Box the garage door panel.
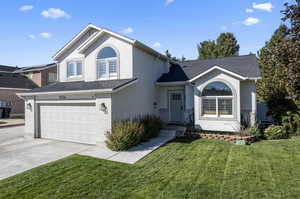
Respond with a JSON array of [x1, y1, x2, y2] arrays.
[[39, 103, 98, 144]]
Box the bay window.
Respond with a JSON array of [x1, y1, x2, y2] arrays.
[[201, 81, 233, 117]]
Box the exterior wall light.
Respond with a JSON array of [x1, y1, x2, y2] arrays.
[[26, 103, 32, 111], [100, 102, 107, 113]]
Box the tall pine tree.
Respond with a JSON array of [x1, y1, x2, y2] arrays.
[[197, 33, 239, 59]]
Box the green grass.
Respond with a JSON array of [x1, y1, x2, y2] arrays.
[[1, 137, 300, 199]]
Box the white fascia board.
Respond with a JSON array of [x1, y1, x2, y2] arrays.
[[134, 41, 170, 61], [52, 24, 102, 60], [0, 87, 31, 91], [78, 29, 135, 54], [189, 66, 247, 82], [17, 88, 113, 97], [36, 100, 96, 104]]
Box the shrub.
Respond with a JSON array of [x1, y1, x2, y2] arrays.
[[239, 124, 261, 137], [139, 115, 163, 141], [105, 121, 144, 151], [282, 111, 300, 136], [264, 125, 288, 140]]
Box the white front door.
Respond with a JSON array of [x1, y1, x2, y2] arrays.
[[39, 103, 98, 144], [169, 91, 184, 123]]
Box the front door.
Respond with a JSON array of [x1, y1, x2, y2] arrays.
[[169, 91, 184, 123]]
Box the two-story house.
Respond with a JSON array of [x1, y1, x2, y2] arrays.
[[18, 24, 260, 145]]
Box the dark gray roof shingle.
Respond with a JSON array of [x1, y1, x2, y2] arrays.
[[157, 63, 189, 82], [14, 63, 56, 73], [181, 55, 260, 79], [0, 72, 38, 89], [25, 78, 137, 93], [0, 65, 19, 72]]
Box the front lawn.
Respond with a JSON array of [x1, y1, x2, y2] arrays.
[[1, 137, 300, 198]]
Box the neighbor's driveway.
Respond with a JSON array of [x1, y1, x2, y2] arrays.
[[0, 126, 91, 180]]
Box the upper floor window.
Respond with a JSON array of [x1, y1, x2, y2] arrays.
[[97, 47, 118, 79], [201, 81, 233, 117], [67, 61, 82, 78]]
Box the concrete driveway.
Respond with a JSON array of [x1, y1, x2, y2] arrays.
[[0, 126, 176, 180], [0, 126, 91, 180]]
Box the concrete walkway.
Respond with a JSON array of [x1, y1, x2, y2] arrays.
[[0, 119, 24, 128], [79, 130, 176, 164], [0, 126, 176, 180]]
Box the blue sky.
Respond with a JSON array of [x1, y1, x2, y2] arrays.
[[0, 0, 291, 66]]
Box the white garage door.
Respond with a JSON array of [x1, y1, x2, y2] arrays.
[[39, 103, 98, 144]]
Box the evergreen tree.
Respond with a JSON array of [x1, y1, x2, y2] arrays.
[[197, 33, 239, 59]]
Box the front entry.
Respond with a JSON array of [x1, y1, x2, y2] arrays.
[[169, 90, 184, 123]]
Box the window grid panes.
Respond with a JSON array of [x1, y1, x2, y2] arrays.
[[96, 47, 118, 79], [201, 81, 233, 117], [203, 98, 217, 115], [67, 61, 82, 77], [218, 98, 233, 115]]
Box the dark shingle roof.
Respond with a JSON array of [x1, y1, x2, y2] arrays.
[[24, 78, 137, 93], [0, 72, 38, 89], [181, 55, 260, 79], [14, 63, 57, 73], [0, 65, 19, 72], [157, 64, 189, 82]]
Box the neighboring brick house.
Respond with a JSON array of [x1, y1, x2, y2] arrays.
[[14, 63, 57, 87], [0, 65, 37, 116]]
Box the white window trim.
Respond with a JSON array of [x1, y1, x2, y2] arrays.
[[67, 61, 83, 79], [96, 57, 118, 80], [201, 96, 234, 118]]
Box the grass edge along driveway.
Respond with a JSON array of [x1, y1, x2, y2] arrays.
[[1, 137, 300, 199]]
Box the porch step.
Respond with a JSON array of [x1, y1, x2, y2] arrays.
[[162, 125, 186, 137]]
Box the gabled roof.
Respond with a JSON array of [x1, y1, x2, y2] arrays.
[[19, 78, 138, 96], [52, 24, 169, 61], [14, 63, 57, 73], [0, 72, 38, 89], [156, 55, 261, 84], [157, 63, 189, 83], [181, 55, 260, 81], [0, 65, 19, 72]]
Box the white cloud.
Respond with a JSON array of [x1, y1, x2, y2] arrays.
[[252, 2, 273, 12], [220, 25, 228, 31], [28, 34, 36, 39], [40, 32, 52, 39], [153, 42, 161, 48], [242, 17, 260, 26], [165, 0, 174, 6], [19, 5, 33, 12], [245, 8, 254, 13], [41, 8, 71, 19], [121, 27, 134, 34]]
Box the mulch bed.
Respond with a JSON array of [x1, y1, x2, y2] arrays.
[[184, 132, 258, 145]]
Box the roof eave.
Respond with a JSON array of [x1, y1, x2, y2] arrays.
[[17, 78, 138, 97], [188, 66, 247, 82]]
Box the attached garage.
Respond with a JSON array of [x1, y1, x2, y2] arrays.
[[18, 78, 137, 145], [39, 103, 99, 144]]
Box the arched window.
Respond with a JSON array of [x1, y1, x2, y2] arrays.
[[96, 47, 118, 79], [201, 81, 233, 117]]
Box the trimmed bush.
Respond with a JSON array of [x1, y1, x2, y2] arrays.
[[140, 115, 163, 141], [264, 125, 288, 140], [105, 121, 144, 151], [282, 111, 300, 136]]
